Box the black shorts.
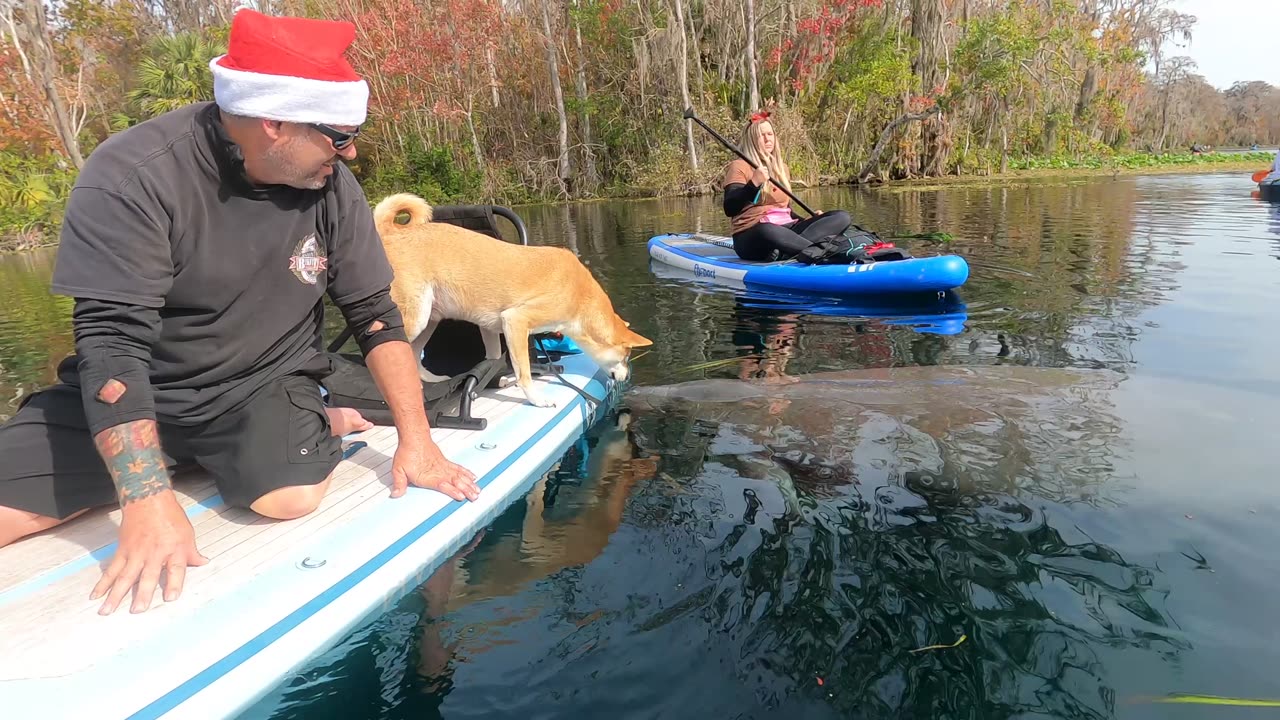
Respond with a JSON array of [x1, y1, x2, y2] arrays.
[[0, 374, 343, 519]]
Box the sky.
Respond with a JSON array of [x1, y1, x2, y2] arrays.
[[1169, 0, 1280, 89]]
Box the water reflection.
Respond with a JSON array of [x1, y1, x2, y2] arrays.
[[1259, 193, 1280, 261], [596, 367, 1179, 719], [285, 366, 1190, 719], [0, 249, 73, 421], [567, 177, 1168, 381]]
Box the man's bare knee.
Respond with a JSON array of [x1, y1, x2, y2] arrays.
[[0, 506, 88, 548], [249, 480, 330, 520]]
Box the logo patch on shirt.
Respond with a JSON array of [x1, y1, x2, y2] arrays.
[[288, 234, 328, 285]]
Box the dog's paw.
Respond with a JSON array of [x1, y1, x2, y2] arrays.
[[522, 388, 557, 408]]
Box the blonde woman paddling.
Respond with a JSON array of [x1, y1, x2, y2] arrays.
[[722, 111, 852, 261]]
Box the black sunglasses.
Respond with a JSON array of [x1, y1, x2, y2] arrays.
[[309, 123, 360, 150]]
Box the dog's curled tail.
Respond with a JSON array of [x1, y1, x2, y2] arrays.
[[373, 193, 434, 232]]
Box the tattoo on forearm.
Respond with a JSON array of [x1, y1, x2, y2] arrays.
[[94, 420, 171, 505]]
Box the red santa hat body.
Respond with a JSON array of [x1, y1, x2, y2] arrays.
[[209, 9, 369, 127]]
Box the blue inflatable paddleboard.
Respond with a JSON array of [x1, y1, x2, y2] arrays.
[[648, 233, 968, 295]]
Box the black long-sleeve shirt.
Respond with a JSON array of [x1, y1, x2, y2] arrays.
[[53, 101, 405, 433]]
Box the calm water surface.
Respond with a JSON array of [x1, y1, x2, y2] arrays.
[[2, 174, 1278, 718]]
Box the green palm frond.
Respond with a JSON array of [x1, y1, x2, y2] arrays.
[[0, 173, 56, 210], [127, 31, 225, 120]]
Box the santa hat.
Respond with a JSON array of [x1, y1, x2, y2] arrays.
[[209, 9, 369, 126]]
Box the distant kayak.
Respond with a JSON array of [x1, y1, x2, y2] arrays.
[[648, 233, 969, 296]]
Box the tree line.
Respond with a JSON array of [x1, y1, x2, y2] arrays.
[[2, 0, 1278, 246]]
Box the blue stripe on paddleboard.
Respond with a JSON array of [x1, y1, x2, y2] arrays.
[[0, 438, 373, 610], [128, 370, 607, 720]]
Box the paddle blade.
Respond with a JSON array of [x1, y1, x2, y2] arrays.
[[683, 107, 696, 120], [1252, 170, 1269, 183]]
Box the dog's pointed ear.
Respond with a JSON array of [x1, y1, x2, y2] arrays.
[[613, 315, 651, 347], [622, 328, 652, 348]]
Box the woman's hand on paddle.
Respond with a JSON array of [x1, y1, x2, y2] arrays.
[[751, 165, 769, 186], [91, 491, 208, 615], [391, 440, 479, 502]]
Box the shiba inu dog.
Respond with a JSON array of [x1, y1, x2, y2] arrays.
[[372, 193, 652, 407]]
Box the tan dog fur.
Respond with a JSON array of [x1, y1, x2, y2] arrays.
[[373, 193, 652, 407]]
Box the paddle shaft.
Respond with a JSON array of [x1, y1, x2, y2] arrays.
[[684, 107, 817, 217]]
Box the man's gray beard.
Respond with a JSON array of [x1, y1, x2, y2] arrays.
[[263, 140, 330, 190]]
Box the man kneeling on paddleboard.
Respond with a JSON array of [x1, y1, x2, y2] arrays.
[[0, 9, 477, 616]]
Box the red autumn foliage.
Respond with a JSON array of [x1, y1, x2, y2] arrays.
[[330, 0, 503, 125], [766, 0, 883, 92], [598, 0, 623, 25], [906, 94, 937, 112], [0, 49, 61, 155]]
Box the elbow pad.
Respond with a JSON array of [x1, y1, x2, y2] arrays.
[[71, 299, 160, 435], [337, 287, 408, 355]]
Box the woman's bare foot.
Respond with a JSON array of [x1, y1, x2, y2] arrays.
[[326, 407, 374, 437]]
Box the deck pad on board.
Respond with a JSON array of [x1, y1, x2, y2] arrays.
[[656, 235, 787, 266]]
